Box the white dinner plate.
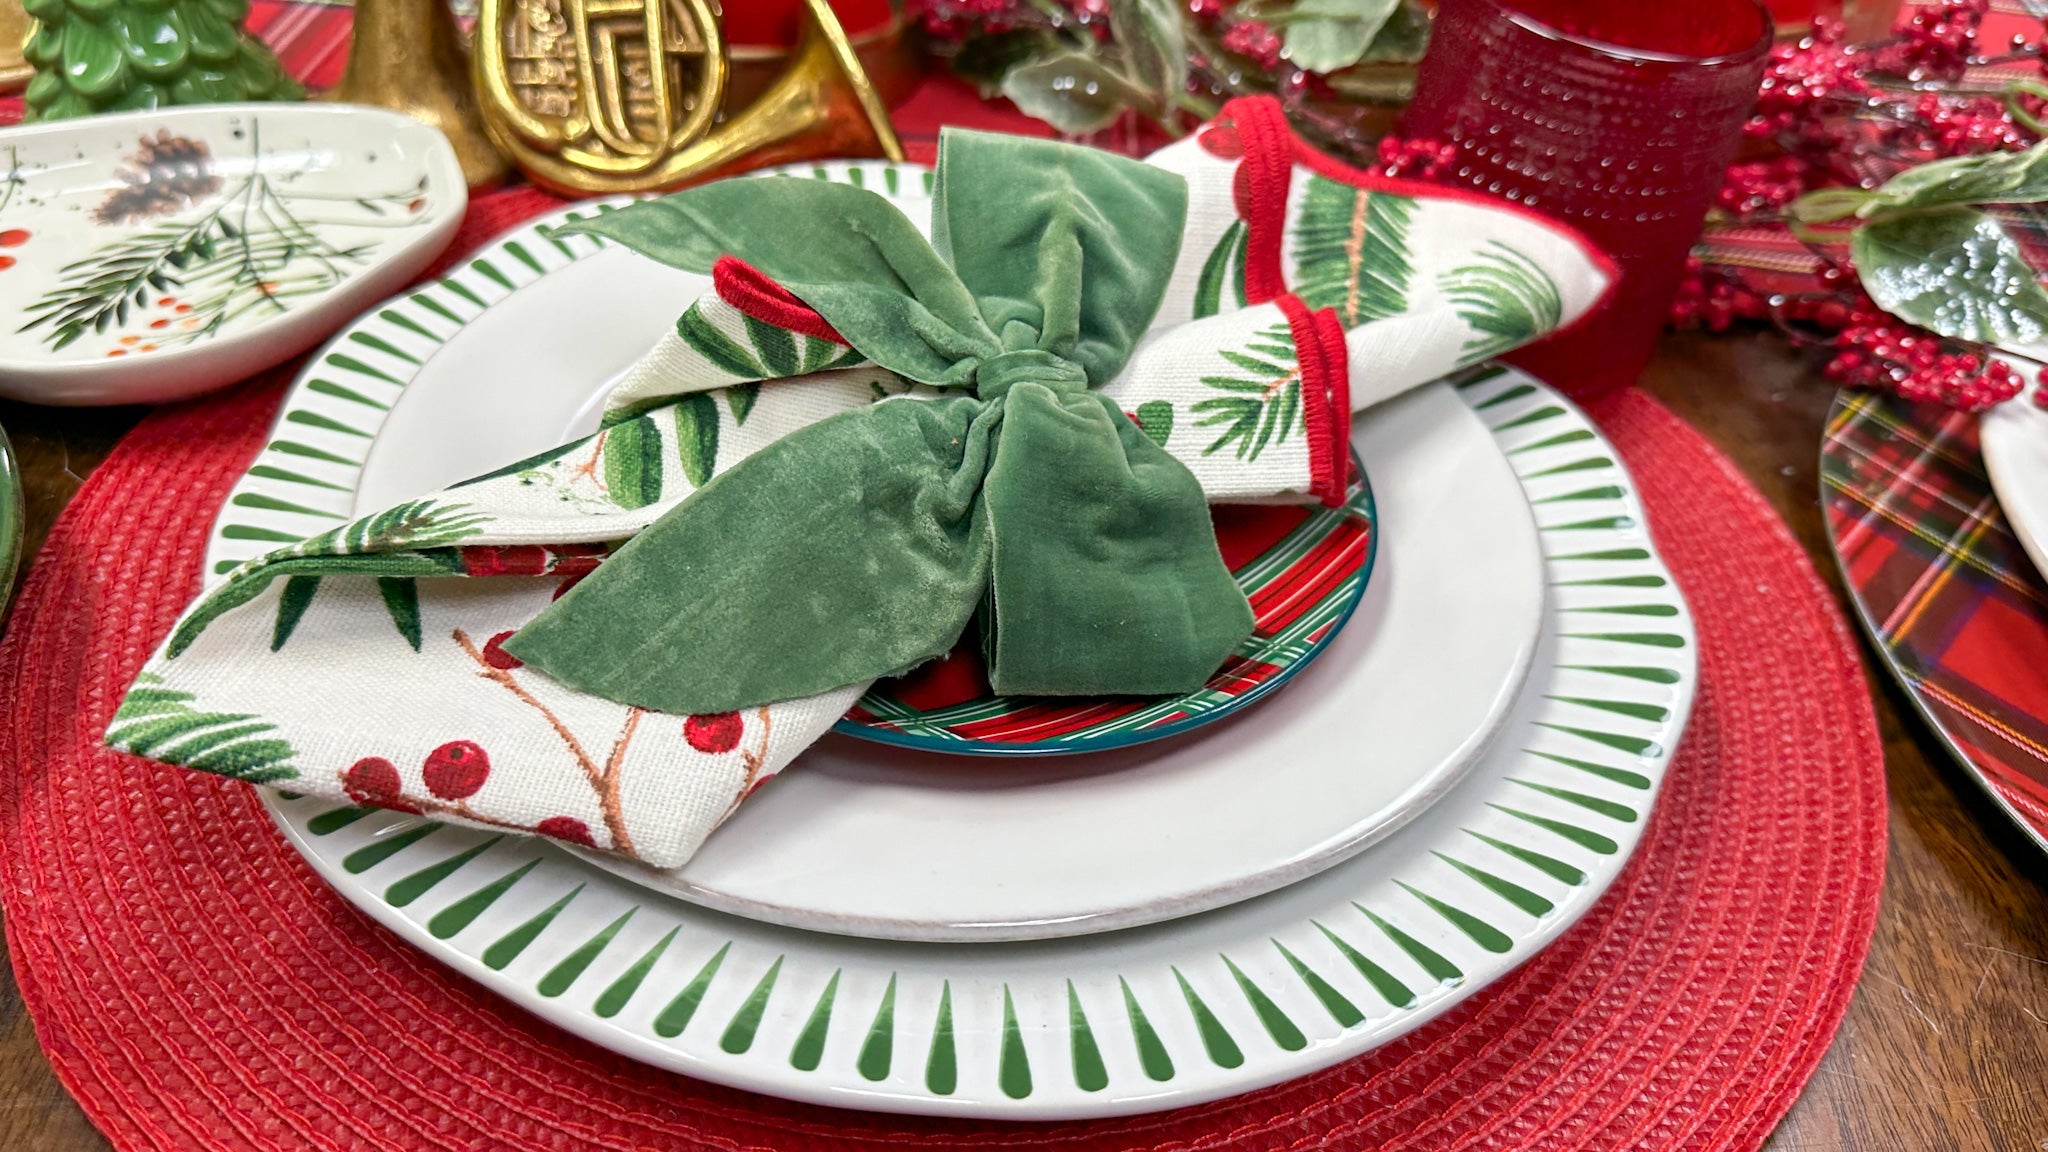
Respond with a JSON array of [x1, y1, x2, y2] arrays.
[[207, 169, 1545, 941], [587, 383, 1536, 940], [1980, 354, 2048, 580]]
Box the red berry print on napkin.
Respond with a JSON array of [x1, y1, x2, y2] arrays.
[[343, 757, 420, 813], [481, 631, 523, 670], [422, 740, 491, 800], [535, 816, 595, 847], [461, 545, 551, 577], [685, 712, 744, 754]]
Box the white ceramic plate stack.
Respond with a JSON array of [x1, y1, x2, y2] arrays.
[[204, 163, 1697, 1119]]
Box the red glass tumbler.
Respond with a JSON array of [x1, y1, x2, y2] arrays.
[[1399, 0, 1771, 399]]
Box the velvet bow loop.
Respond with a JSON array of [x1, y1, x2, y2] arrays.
[[502, 129, 1258, 716]]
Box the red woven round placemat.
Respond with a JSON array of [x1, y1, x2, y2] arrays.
[[0, 189, 1886, 1151]]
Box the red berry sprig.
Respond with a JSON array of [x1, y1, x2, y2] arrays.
[[481, 630, 523, 670], [1890, 0, 1993, 82], [1375, 136, 1455, 181], [909, 0, 1028, 39], [1715, 157, 1810, 218], [1220, 19, 1282, 71], [1901, 92, 2035, 157], [1823, 299, 2024, 413], [343, 742, 496, 814], [1669, 256, 1770, 333], [1749, 18, 1870, 140], [535, 816, 596, 846]]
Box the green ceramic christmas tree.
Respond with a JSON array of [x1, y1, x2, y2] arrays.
[[20, 0, 303, 121]]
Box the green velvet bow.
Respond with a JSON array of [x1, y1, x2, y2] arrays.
[[503, 129, 1257, 714]]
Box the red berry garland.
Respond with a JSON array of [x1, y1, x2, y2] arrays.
[[1824, 305, 2025, 413], [1890, 0, 1992, 82], [1905, 92, 2033, 156], [1375, 136, 1454, 181], [1716, 157, 1810, 217], [1220, 20, 1282, 70]]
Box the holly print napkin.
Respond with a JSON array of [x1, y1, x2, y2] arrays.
[[109, 97, 1614, 870]]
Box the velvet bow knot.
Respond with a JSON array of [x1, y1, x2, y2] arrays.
[[502, 129, 1258, 715]]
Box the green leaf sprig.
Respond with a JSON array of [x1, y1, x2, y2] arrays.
[[1272, 0, 1399, 73], [990, 0, 1429, 137], [1000, 0, 1187, 136], [1788, 141, 2048, 345]]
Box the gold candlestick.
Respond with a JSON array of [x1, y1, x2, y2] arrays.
[[326, 0, 512, 189]]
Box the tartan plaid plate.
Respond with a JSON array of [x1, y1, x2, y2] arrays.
[[1823, 390, 2048, 851]]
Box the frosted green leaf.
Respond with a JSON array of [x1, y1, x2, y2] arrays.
[[1282, 0, 1400, 74], [1851, 206, 2048, 344], [999, 53, 1146, 137], [1109, 0, 1185, 116]]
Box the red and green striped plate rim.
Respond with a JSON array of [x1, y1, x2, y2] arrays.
[[839, 453, 1376, 755]]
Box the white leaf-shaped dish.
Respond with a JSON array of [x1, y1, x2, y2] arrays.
[[0, 103, 466, 406]]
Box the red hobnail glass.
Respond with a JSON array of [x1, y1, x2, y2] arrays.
[[1399, 0, 1771, 399]]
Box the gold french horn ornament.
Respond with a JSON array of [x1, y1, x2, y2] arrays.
[[476, 0, 901, 195]]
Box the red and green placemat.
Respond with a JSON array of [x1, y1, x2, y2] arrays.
[[1823, 390, 2048, 849]]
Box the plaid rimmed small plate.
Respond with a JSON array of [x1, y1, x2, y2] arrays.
[[840, 462, 1374, 756], [1823, 390, 2048, 851]]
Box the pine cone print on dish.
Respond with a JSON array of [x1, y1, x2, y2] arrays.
[[95, 133, 223, 225]]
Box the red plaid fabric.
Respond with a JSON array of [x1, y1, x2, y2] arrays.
[[1824, 390, 2048, 846]]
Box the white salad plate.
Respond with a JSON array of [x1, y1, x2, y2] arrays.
[[593, 384, 1531, 941], [207, 167, 1547, 942], [236, 363, 1694, 1118], [1980, 350, 2048, 580], [0, 103, 466, 406]]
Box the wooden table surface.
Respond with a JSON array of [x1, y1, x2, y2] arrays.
[[1, 330, 2044, 1151]]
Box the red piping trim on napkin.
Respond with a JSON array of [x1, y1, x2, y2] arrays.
[[711, 256, 851, 345], [1314, 303, 1353, 497], [1278, 292, 1347, 507], [1219, 96, 1293, 305]]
